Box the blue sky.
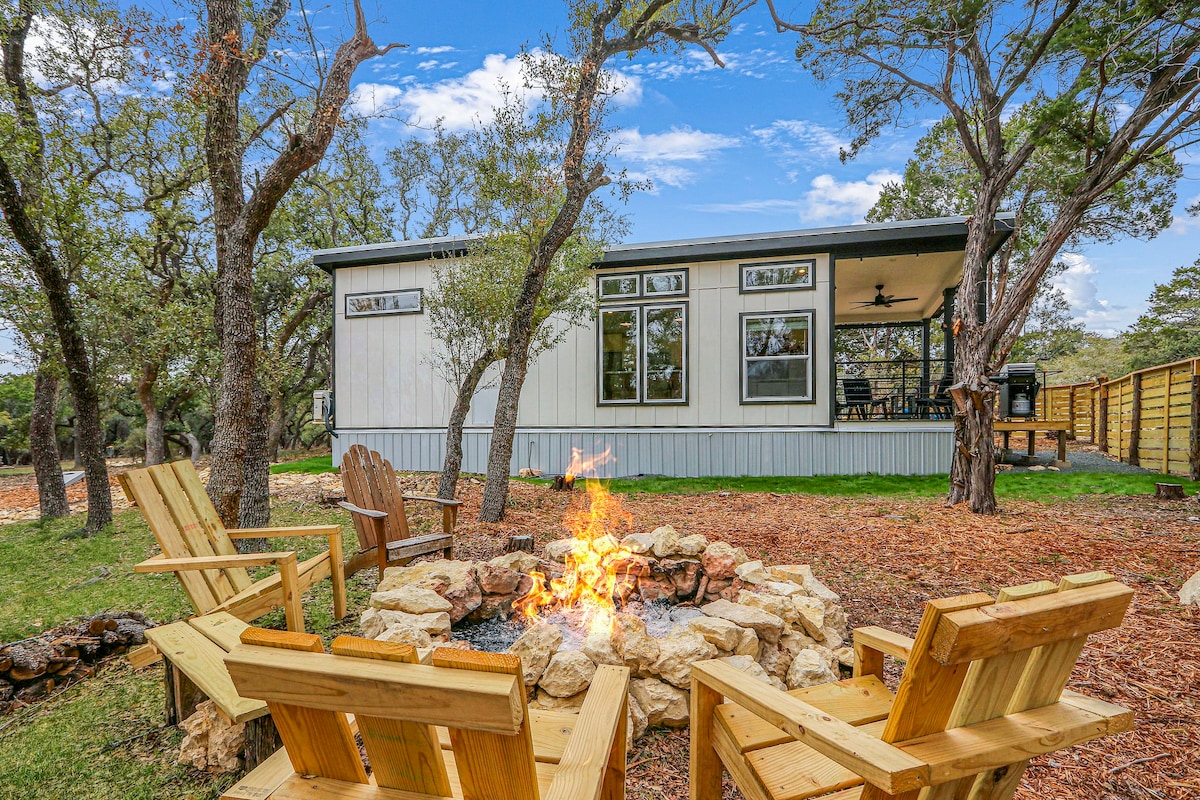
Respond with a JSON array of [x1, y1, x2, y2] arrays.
[[342, 1, 1200, 337], [3, 0, 1197, 371]]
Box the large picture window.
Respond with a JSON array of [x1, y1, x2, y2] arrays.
[[600, 304, 687, 404], [741, 311, 813, 402]]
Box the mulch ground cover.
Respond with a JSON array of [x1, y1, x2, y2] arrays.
[[436, 480, 1200, 800]]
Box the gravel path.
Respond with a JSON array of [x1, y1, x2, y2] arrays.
[[1002, 448, 1158, 474]]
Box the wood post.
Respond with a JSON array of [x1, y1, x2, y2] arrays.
[[689, 680, 724, 800], [1190, 374, 1200, 482], [1098, 382, 1109, 453], [1129, 374, 1142, 467], [1067, 385, 1077, 439]]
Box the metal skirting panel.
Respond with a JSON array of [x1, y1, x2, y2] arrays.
[[333, 427, 953, 477]]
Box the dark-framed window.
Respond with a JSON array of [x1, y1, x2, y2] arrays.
[[599, 302, 687, 404], [740, 259, 815, 293], [741, 311, 813, 403], [345, 288, 423, 317], [598, 268, 688, 301]]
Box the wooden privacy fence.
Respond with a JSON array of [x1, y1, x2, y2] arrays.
[[1038, 357, 1200, 479]]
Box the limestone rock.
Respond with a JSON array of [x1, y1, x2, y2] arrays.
[[651, 631, 718, 688], [477, 563, 521, 595], [370, 586, 452, 615], [627, 692, 649, 741], [803, 575, 841, 608], [540, 650, 597, 698], [734, 627, 761, 659], [468, 594, 515, 622], [1180, 571, 1200, 605], [489, 551, 541, 575], [771, 564, 814, 585], [508, 623, 563, 686], [820, 626, 845, 650], [661, 559, 703, 598], [378, 560, 482, 623], [701, 599, 784, 644], [621, 533, 655, 555], [178, 700, 245, 773], [377, 621, 433, 648], [544, 538, 583, 563], [760, 580, 808, 598], [650, 525, 681, 558], [581, 632, 624, 666], [780, 629, 820, 659], [636, 574, 677, 603], [702, 542, 749, 580], [629, 677, 690, 728], [687, 616, 745, 651], [812, 644, 840, 673], [718, 655, 779, 689], [675, 533, 709, 556], [531, 689, 587, 712], [361, 607, 449, 639], [613, 613, 660, 674], [786, 649, 838, 690], [735, 560, 773, 584], [738, 590, 798, 624], [833, 646, 855, 669], [791, 596, 827, 639], [757, 643, 793, 682]]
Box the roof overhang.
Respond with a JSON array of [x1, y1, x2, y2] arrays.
[[311, 215, 1015, 274]]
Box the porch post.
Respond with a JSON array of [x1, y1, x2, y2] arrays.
[[921, 318, 931, 392], [942, 287, 956, 379]]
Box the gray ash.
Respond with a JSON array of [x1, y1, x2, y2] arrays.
[[453, 615, 528, 652]]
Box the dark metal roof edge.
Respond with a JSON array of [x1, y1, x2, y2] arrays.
[[312, 214, 1017, 272]]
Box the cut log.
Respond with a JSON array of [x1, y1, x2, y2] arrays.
[[506, 535, 535, 554], [2, 641, 53, 682], [1155, 483, 1186, 500]]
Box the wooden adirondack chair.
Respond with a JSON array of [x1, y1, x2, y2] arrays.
[[120, 460, 346, 633], [220, 627, 630, 800], [690, 572, 1135, 800], [339, 444, 460, 578]]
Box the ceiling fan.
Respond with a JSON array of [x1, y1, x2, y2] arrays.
[[852, 284, 919, 308]]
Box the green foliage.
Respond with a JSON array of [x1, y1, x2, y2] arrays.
[[0, 373, 34, 458], [1124, 260, 1200, 370]]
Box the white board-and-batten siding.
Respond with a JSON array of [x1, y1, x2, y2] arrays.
[[331, 255, 954, 476]]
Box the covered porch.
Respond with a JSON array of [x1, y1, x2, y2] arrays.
[[833, 249, 968, 422]]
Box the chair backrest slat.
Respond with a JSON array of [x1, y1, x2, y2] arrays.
[[433, 648, 540, 800], [147, 464, 237, 603], [862, 575, 1133, 800], [340, 448, 376, 551], [370, 448, 412, 542], [330, 636, 452, 795], [340, 444, 413, 552], [122, 467, 220, 614]]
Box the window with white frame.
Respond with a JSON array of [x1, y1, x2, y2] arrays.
[[599, 303, 687, 404], [740, 259, 815, 292], [741, 311, 813, 402], [345, 289, 423, 317]]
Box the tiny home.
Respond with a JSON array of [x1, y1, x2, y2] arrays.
[[316, 215, 1013, 478]]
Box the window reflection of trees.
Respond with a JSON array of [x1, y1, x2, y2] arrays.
[[744, 316, 809, 357], [645, 305, 684, 400], [601, 309, 638, 400]]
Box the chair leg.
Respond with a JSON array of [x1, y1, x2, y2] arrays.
[[328, 531, 346, 621], [689, 680, 724, 800]]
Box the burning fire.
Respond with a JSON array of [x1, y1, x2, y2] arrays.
[[514, 448, 636, 637]]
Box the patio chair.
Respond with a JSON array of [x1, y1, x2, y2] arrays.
[[221, 628, 630, 800], [913, 377, 954, 420], [840, 378, 889, 420], [338, 444, 459, 578], [690, 571, 1134, 800], [120, 460, 346, 633]]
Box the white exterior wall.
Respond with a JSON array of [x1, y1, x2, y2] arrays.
[[333, 254, 832, 431]]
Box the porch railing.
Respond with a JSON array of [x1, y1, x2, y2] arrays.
[[835, 358, 952, 420]]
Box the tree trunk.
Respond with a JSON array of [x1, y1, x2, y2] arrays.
[[238, 382, 271, 532], [266, 392, 286, 463], [136, 364, 166, 466], [30, 360, 68, 520], [185, 431, 202, 464], [438, 352, 494, 500]]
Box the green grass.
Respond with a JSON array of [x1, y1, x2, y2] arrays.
[[595, 471, 1200, 501], [270, 454, 337, 475]]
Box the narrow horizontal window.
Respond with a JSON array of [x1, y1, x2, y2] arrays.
[[741, 259, 815, 292], [345, 289, 422, 317], [598, 275, 640, 300], [598, 269, 688, 301], [642, 270, 687, 297], [742, 312, 813, 402]]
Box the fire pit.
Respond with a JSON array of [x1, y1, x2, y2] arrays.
[[358, 461, 852, 738]]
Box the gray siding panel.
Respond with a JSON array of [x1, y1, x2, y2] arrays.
[[334, 427, 953, 477]]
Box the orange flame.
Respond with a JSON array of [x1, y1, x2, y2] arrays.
[[514, 448, 636, 637]]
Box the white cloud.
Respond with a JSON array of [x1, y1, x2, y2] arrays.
[[414, 45, 456, 55], [616, 127, 740, 189], [688, 198, 809, 214], [800, 170, 901, 223], [1052, 253, 1131, 335], [355, 53, 642, 129], [752, 119, 849, 163]]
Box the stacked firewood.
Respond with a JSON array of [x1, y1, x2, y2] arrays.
[[0, 612, 152, 715]]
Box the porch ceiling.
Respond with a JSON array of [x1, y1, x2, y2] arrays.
[[835, 250, 964, 323]]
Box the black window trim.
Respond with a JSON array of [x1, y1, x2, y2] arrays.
[[739, 258, 817, 294], [598, 301, 689, 406], [597, 267, 690, 301], [739, 309, 816, 405], [344, 288, 424, 318]]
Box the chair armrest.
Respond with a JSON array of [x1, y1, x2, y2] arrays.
[[855, 626, 913, 660], [337, 500, 387, 519], [691, 659, 929, 795], [134, 552, 298, 573], [227, 525, 342, 539], [402, 494, 462, 506], [544, 665, 630, 800]]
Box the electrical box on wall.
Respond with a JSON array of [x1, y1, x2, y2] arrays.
[[312, 390, 332, 424]]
